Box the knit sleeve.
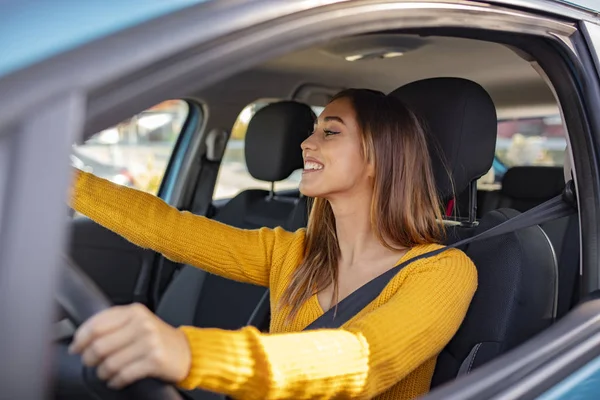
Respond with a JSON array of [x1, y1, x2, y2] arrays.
[[70, 169, 302, 286], [176, 250, 477, 399]]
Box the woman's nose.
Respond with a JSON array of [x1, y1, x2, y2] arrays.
[[301, 131, 317, 152]]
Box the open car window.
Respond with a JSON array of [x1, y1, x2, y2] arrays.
[[71, 100, 189, 195], [477, 114, 567, 190], [496, 114, 566, 168]]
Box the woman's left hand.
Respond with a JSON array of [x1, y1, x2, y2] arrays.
[[69, 303, 192, 389]]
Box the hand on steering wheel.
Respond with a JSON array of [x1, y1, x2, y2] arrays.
[[69, 303, 192, 390], [56, 255, 185, 400]]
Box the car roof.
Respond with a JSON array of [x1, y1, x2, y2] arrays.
[[0, 0, 210, 78], [1, 0, 597, 81]]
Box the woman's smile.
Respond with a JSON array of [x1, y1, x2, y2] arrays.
[[302, 157, 324, 174]]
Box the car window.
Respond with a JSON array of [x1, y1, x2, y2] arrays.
[[72, 99, 189, 195], [213, 101, 323, 200], [496, 115, 566, 167], [477, 114, 567, 190]]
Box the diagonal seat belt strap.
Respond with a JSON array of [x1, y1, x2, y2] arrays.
[[449, 193, 575, 249]]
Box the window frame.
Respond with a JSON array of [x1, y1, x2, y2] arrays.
[[157, 99, 204, 204], [1, 1, 599, 398]]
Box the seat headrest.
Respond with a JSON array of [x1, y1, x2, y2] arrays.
[[390, 78, 497, 199], [502, 166, 565, 200], [245, 101, 315, 182]]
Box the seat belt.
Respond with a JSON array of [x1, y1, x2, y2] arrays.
[[302, 182, 578, 331], [556, 215, 581, 319]]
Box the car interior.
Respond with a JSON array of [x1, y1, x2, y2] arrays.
[[56, 32, 581, 399]]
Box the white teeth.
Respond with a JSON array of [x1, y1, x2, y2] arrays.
[[304, 161, 323, 170]]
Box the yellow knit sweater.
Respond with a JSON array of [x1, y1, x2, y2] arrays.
[[71, 170, 477, 400]]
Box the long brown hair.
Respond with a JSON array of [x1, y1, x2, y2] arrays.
[[279, 89, 445, 320]]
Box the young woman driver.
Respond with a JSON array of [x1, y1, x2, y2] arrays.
[[68, 89, 477, 400]]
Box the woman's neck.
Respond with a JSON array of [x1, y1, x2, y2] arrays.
[[329, 191, 387, 268]]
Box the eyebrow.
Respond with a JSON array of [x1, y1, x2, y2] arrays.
[[323, 116, 346, 125]]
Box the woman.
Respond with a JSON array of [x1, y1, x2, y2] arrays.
[[69, 89, 477, 400]]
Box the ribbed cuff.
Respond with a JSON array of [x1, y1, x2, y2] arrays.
[[176, 326, 266, 397], [175, 325, 370, 399]]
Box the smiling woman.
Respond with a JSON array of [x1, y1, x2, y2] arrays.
[[285, 89, 448, 320], [67, 87, 476, 400]]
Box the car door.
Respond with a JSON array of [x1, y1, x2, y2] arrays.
[[536, 342, 600, 400], [68, 99, 202, 306], [422, 295, 600, 400]]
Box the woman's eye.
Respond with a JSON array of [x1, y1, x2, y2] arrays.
[[324, 129, 340, 136]]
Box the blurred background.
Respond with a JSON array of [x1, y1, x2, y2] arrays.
[[73, 99, 566, 198]]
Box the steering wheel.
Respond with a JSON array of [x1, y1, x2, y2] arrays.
[[55, 255, 184, 400]]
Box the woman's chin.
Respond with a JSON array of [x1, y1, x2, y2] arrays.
[[299, 182, 321, 198]]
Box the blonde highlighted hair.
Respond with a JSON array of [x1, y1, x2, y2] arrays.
[[279, 89, 445, 320]]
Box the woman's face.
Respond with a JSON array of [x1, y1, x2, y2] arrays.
[[299, 97, 374, 199]]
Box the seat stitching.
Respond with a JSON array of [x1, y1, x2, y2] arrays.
[[468, 342, 482, 373]]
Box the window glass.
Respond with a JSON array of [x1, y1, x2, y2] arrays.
[[496, 115, 567, 167], [477, 114, 567, 189], [214, 101, 323, 200], [72, 100, 189, 195]]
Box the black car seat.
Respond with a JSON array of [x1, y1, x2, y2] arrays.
[[156, 101, 314, 330], [480, 166, 579, 319], [211, 101, 314, 229], [480, 166, 565, 215], [390, 78, 558, 386]]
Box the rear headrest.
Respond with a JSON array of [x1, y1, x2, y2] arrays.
[[390, 78, 497, 199], [245, 101, 315, 182], [502, 166, 565, 200]]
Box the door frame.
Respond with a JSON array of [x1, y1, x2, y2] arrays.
[[1, 1, 599, 398]]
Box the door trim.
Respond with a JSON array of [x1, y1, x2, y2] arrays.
[[425, 298, 600, 399]]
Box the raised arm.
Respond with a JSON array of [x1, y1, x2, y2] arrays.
[[70, 169, 303, 286], [176, 250, 478, 399]]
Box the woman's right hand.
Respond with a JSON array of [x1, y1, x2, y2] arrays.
[[69, 303, 192, 389]]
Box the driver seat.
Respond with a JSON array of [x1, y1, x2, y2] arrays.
[[390, 78, 558, 386]]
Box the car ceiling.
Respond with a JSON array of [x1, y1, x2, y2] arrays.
[[194, 34, 558, 132]]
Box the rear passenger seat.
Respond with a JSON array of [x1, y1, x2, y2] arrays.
[[479, 166, 580, 318], [156, 100, 315, 331], [479, 166, 565, 215]]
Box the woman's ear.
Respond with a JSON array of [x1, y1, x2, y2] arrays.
[[366, 161, 376, 179]]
